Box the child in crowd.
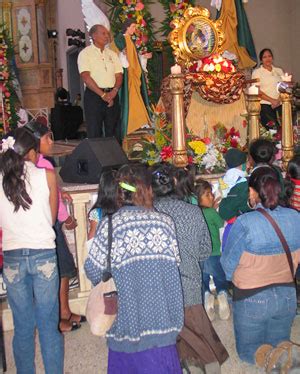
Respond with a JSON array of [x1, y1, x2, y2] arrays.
[[87, 169, 118, 240], [196, 179, 230, 322], [219, 148, 250, 248], [25, 121, 83, 332], [0, 128, 63, 373], [219, 148, 248, 198], [248, 138, 276, 170]]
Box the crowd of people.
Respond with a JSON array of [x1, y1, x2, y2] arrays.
[[1, 124, 300, 373]]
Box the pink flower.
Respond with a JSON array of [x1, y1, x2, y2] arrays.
[[161, 146, 173, 161], [141, 34, 148, 43], [169, 3, 177, 12], [135, 2, 144, 11], [201, 137, 211, 145], [125, 0, 131, 4], [141, 19, 146, 27]]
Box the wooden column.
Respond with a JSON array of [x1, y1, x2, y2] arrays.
[[281, 92, 294, 170], [246, 94, 261, 142], [170, 74, 188, 167]]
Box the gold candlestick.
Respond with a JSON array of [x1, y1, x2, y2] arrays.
[[170, 74, 188, 167], [246, 94, 261, 142], [281, 92, 294, 170]]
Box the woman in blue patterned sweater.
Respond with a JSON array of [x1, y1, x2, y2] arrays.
[[84, 164, 184, 374]]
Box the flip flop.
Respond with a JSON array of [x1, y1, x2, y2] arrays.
[[59, 320, 81, 333], [68, 313, 87, 324]]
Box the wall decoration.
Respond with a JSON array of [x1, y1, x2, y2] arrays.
[[16, 7, 33, 64]]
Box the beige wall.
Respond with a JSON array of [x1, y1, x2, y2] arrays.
[[56, 0, 299, 88]]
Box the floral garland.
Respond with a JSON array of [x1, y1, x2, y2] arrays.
[[158, 0, 195, 68], [0, 27, 18, 137], [189, 54, 236, 74], [140, 106, 244, 174], [159, 0, 195, 38], [105, 0, 155, 55]]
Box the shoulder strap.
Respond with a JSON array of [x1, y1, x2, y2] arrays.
[[102, 214, 113, 282], [256, 208, 295, 281]]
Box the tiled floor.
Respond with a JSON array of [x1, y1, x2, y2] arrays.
[[3, 315, 300, 373]]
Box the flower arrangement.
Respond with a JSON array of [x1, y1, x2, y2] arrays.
[[259, 124, 278, 142], [0, 27, 18, 137], [140, 107, 236, 173], [189, 54, 236, 74]]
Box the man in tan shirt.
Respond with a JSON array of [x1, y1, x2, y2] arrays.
[[78, 25, 123, 139]]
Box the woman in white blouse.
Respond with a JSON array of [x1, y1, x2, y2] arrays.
[[252, 48, 284, 130]]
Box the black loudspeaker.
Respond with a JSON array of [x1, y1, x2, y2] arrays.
[[59, 137, 128, 184]]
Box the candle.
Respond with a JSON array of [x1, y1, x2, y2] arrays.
[[281, 72, 292, 82], [170, 64, 182, 75], [248, 84, 259, 95]]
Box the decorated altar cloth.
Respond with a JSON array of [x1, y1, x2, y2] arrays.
[[186, 91, 247, 144]]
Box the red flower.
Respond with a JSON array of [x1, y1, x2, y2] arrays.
[[242, 120, 247, 128], [230, 138, 238, 148], [161, 145, 173, 161], [266, 121, 275, 128], [229, 127, 236, 136], [188, 155, 194, 165]]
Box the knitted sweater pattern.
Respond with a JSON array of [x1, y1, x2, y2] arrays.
[[154, 197, 212, 306], [84, 206, 184, 353]]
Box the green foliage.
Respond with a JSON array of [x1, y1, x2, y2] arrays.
[[0, 25, 19, 137]]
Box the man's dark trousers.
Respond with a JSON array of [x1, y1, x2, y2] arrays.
[[84, 87, 120, 140]]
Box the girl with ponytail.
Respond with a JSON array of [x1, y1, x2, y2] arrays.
[[221, 166, 300, 369], [0, 128, 63, 373]]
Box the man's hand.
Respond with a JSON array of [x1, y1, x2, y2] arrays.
[[271, 98, 281, 109]]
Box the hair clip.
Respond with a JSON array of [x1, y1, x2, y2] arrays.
[[0, 136, 15, 153], [119, 182, 136, 192]]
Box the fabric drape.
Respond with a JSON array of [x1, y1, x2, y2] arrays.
[[218, 0, 256, 69], [114, 34, 150, 139]]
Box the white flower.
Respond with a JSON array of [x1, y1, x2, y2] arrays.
[[209, 63, 215, 72], [1, 136, 15, 153], [124, 229, 145, 254], [146, 228, 168, 253]]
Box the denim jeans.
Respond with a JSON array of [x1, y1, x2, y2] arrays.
[[233, 286, 296, 364], [3, 249, 64, 374], [202, 256, 228, 294]]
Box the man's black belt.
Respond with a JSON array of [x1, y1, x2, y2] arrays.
[[101, 88, 113, 93]]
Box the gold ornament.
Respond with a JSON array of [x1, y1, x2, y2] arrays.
[[169, 7, 225, 68]]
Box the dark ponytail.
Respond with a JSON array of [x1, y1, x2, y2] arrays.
[[249, 166, 281, 210], [0, 128, 38, 211]]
